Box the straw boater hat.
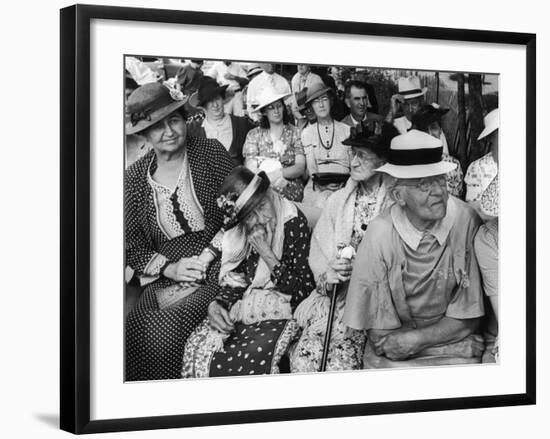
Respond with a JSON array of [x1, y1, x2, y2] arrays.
[[125, 81, 188, 135], [478, 108, 499, 140], [217, 168, 271, 230], [188, 78, 229, 109], [376, 129, 456, 179], [253, 87, 291, 113], [398, 76, 428, 100]]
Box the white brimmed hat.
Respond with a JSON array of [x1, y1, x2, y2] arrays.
[[253, 87, 290, 113], [477, 108, 499, 140], [398, 76, 428, 100], [376, 130, 457, 179]]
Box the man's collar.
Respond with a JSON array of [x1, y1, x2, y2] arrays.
[[391, 197, 456, 250], [350, 113, 366, 125]]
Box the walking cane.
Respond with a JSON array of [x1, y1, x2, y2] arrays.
[[319, 244, 355, 372], [320, 282, 339, 372]]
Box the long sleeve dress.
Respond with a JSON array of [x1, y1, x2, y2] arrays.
[[182, 208, 315, 377], [125, 137, 233, 381]]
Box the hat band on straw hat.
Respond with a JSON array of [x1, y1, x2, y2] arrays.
[[388, 146, 443, 166], [400, 88, 424, 97]]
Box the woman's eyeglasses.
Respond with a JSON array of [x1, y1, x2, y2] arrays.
[[396, 175, 447, 193]]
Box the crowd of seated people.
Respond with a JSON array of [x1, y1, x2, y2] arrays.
[[124, 58, 499, 380]]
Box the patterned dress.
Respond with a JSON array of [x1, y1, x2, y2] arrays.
[[125, 137, 234, 381], [289, 182, 386, 372], [243, 125, 305, 201], [443, 153, 464, 199], [182, 211, 315, 377], [464, 152, 498, 202]]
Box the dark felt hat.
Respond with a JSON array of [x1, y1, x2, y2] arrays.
[[188, 78, 229, 109], [411, 103, 450, 131]]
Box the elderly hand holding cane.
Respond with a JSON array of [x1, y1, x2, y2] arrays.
[[320, 244, 356, 371]]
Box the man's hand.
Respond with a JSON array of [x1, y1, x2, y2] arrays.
[[373, 330, 420, 360], [208, 301, 234, 334], [163, 256, 206, 283]]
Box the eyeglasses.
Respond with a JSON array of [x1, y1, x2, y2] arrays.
[[312, 95, 330, 105], [396, 175, 447, 193]]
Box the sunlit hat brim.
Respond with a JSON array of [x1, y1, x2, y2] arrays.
[[376, 161, 457, 179], [253, 92, 291, 113]]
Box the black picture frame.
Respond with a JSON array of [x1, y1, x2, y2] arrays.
[[60, 3, 536, 434]]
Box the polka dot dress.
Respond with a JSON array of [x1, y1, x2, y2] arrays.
[[182, 211, 315, 377], [125, 136, 234, 381]]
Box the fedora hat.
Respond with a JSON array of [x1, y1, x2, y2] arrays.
[[252, 86, 291, 113], [125, 81, 188, 135], [188, 78, 229, 109], [411, 103, 449, 130], [376, 129, 456, 179], [477, 108, 499, 140], [398, 76, 428, 100], [303, 82, 332, 105]]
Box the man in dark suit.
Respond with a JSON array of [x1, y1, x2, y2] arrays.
[[341, 80, 382, 135]]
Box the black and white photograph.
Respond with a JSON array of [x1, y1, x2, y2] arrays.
[[124, 57, 500, 381]]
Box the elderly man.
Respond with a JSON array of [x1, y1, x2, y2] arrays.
[[385, 76, 450, 154], [343, 129, 485, 368]]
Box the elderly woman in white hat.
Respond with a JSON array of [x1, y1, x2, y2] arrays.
[[343, 129, 486, 368], [124, 81, 234, 381], [300, 82, 352, 208], [465, 108, 499, 218], [243, 87, 306, 201]]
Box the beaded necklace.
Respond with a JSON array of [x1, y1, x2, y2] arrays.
[[316, 120, 335, 156]]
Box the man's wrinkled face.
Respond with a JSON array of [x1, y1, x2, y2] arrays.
[[395, 174, 449, 224]]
